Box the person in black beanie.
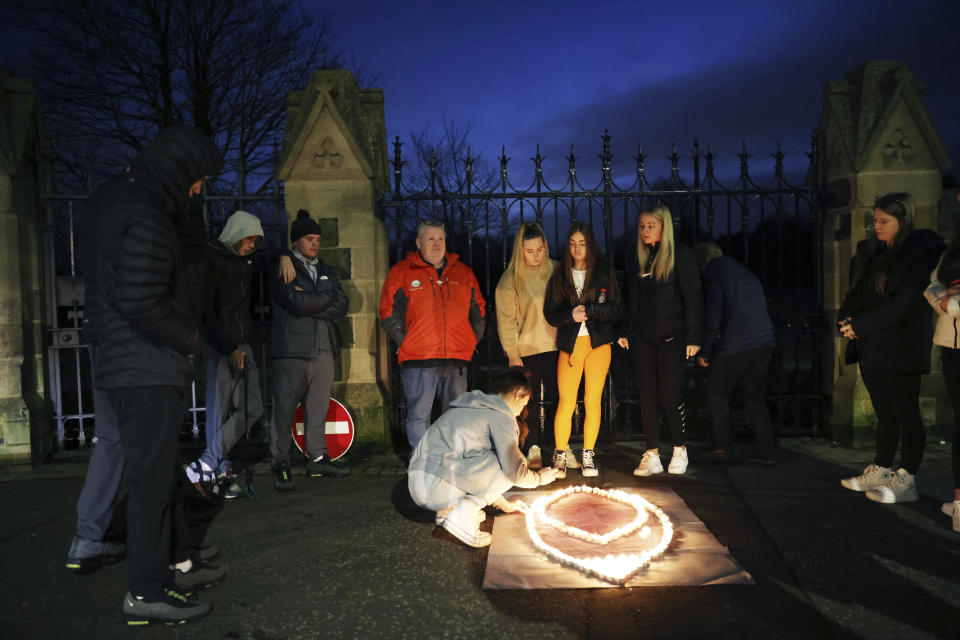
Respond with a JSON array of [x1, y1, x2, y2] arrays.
[[268, 210, 350, 490]]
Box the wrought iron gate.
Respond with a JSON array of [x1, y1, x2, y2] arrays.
[[380, 132, 824, 441]]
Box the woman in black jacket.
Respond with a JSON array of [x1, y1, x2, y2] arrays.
[[839, 192, 944, 503], [544, 222, 621, 478], [619, 205, 703, 477]]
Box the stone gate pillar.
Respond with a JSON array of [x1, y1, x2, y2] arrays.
[[818, 61, 952, 446], [276, 70, 391, 452], [0, 69, 48, 463]]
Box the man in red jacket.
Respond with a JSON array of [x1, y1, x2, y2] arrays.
[[379, 221, 486, 451]]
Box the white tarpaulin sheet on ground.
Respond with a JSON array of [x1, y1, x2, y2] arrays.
[[482, 486, 753, 589]]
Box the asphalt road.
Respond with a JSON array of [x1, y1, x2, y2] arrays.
[[0, 439, 957, 639]]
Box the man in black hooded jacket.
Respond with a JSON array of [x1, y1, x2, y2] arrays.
[[79, 124, 222, 625]]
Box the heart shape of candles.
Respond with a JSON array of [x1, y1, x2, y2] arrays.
[[523, 486, 674, 585]]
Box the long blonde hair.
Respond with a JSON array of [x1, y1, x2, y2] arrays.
[[637, 205, 676, 281], [506, 222, 552, 293]]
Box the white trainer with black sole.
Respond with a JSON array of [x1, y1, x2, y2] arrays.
[[552, 449, 567, 479], [581, 449, 598, 477]]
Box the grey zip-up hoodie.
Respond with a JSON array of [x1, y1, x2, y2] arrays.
[[408, 390, 542, 497]]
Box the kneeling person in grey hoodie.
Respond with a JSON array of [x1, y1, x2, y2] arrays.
[[407, 368, 559, 548]]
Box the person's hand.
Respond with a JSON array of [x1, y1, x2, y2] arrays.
[[572, 305, 587, 323], [230, 348, 245, 371], [617, 337, 629, 350], [697, 356, 709, 368], [686, 345, 700, 358], [278, 255, 296, 284], [840, 323, 857, 340], [508, 356, 523, 368], [293, 285, 303, 291], [537, 466, 560, 485]]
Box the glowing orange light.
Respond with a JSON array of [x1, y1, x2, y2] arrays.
[[523, 485, 673, 585]]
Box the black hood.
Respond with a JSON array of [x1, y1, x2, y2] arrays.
[[129, 124, 223, 213]]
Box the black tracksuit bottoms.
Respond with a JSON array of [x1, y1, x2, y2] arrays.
[[107, 385, 189, 597], [629, 336, 686, 449], [520, 350, 559, 455], [939, 347, 960, 487], [707, 346, 775, 456], [859, 364, 925, 475]]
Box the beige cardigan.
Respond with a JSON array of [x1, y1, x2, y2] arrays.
[[924, 262, 960, 350], [495, 259, 558, 359]]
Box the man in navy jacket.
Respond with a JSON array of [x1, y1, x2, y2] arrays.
[[694, 243, 776, 462]]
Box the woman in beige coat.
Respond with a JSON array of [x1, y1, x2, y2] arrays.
[[495, 223, 560, 469]]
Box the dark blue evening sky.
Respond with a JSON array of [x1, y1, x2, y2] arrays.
[[1, 1, 956, 186], [319, 0, 960, 185]]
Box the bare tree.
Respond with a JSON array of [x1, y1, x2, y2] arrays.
[[16, 0, 345, 194], [387, 117, 498, 259]]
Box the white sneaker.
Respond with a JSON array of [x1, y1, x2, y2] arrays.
[[865, 468, 919, 504], [552, 449, 567, 479], [840, 464, 894, 492], [441, 497, 491, 548], [633, 450, 663, 476], [565, 446, 581, 469], [667, 446, 688, 475], [581, 450, 598, 478], [434, 505, 454, 526], [527, 445, 543, 470]]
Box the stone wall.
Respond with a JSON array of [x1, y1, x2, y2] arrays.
[[277, 70, 391, 452], [0, 69, 49, 463]]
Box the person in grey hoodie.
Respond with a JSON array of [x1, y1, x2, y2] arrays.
[[185, 210, 266, 498], [407, 368, 559, 548]]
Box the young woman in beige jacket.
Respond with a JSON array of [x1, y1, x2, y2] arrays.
[[924, 227, 960, 533], [495, 223, 559, 469]]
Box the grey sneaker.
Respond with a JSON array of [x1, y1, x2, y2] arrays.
[[65, 535, 125, 574], [306, 454, 351, 478], [841, 464, 894, 492], [172, 559, 226, 593], [865, 468, 919, 504], [581, 450, 598, 477], [552, 449, 567, 479], [122, 588, 209, 626]]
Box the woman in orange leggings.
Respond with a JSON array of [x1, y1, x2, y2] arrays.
[[543, 222, 621, 478]]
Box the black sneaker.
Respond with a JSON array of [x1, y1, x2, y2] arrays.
[[306, 454, 351, 478], [65, 535, 125, 574], [172, 559, 226, 593], [121, 588, 209, 626], [273, 460, 295, 491]]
